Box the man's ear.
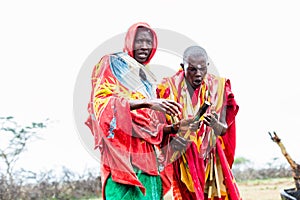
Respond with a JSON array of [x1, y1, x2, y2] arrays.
[[180, 63, 184, 70]]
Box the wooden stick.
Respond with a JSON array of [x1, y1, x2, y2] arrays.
[[269, 131, 300, 190]]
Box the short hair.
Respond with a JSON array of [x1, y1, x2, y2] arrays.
[[183, 45, 208, 64]]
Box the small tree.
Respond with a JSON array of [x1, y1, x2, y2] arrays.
[[0, 116, 47, 184], [234, 157, 250, 166]]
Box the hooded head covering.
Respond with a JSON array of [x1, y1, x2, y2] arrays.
[[123, 22, 158, 65]]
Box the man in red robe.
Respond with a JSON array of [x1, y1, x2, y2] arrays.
[[85, 22, 187, 200], [157, 45, 242, 200]]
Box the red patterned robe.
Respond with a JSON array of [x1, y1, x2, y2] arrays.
[[157, 69, 242, 200], [85, 22, 167, 199]]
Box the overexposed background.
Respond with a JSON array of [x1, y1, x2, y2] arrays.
[[1, 0, 300, 174]]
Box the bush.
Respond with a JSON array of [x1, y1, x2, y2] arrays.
[[0, 167, 101, 200]]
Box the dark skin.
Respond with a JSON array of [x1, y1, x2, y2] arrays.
[[129, 99, 182, 118], [184, 55, 207, 90], [170, 54, 230, 152], [168, 118, 194, 151], [184, 54, 228, 136], [129, 27, 192, 134], [133, 27, 153, 64]]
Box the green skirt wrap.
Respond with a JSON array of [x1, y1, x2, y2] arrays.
[[105, 169, 163, 200]]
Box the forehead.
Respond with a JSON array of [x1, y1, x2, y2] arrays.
[[135, 28, 153, 39], [187, 54, 207, 64]]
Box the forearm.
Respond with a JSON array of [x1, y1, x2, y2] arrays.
[[129, 99, 150, 110], [216, 105, 228, 135], [163, 125, 172, 134], [213, 122, 228, 136], [163, 123, 180, 135]]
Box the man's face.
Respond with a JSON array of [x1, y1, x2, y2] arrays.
[[133, 28, 153, 64], [185, 55, 208, 89]]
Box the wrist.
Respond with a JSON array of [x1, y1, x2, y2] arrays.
[[213, 123, 227, 136], [163, 123, 179, 135], [171, 124, 177, 133], [171, 123, 180, 133], [129, 99, 150, 110], [142, 99, 151, 108]]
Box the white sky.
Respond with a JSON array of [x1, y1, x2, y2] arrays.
[[1, 0, 300, 174]]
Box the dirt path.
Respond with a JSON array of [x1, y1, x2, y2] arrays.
[[95, 177, 296, 200], [162, 177, 296, 200], [238, 177, 295, 200]]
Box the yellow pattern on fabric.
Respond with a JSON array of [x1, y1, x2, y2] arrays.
[[94, 59, 103, 77], [170, 78, 179, 102], [158, 73, 232, 196], [178, 79, 211, 193], [157, 84, 168, 99], [97, 80, 115, 97], [93, 74, 145, 119], [205, 161, 210, 182], [205, 155, 229, 200], [218, 136, 225, 150], [93, 78, 118, 119], [180, 155, 195, 192], [201, 76, 231, 200], [194, 81, 209, 152], [131, 91, 145, 100], [214, 77, 226, 112], [205, 144, 233, 200]]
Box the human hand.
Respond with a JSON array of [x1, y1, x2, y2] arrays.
[[148, 99, 182, 117], [171, 135, 191, 151], [203, 111, 227, 135], [189, 120, 201, 132], [171, 118, 194, 133], [203, 111, 218, 128]]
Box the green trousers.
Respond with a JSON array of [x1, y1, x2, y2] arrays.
[[105, 169, 163, 200]]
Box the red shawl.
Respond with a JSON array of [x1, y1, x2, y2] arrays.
[[85, 22, 165, 197]]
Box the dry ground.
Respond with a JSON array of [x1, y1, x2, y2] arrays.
[[94, 177, 295, 200], [163, 177, 295, 200], [236, 177, 295, 200]]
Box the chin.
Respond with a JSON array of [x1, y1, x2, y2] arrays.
[[137, 58, 148, 63], [193, 84, 201, 89]]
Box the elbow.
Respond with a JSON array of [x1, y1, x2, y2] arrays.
[[220, 126, 228, 136]]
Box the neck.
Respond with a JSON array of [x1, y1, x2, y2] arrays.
[[185, 79, 197, 94]]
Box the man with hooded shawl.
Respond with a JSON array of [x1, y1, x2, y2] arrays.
[[85, 22, 185, 200], [157, 46, 242, 200]]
